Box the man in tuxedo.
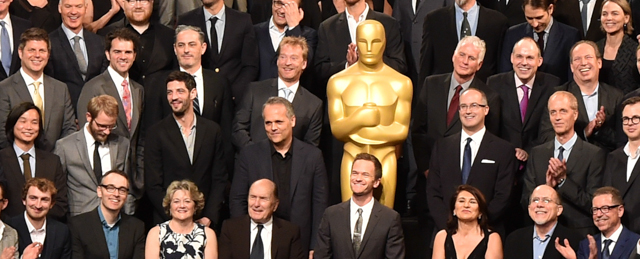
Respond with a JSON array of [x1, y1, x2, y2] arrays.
[[427, 88, 517, 233], [54, 95, 132, 216], [233, 36, 322, 150], [505, 185, 583, 259], [220, 179, 306, 259], [68, 170, 145, 259], [523, 91, 606, 236], [0, 28, 77, 152], [145, 71, 227, 229], [46, 0, 107, 110], [7, 178, 71, 259], [419, 0, 508, 84], [177, 0, 259, 101], [498, 0, 580, 83], [0, 103, 67, 221], [603, 96, 640, 234], [553, 0, 605, 41], [229, 97, 328, 254], [555, 187, 640, 259], [0, 0, 31, 81], [254, 0, 317, 81], [314, 153, 405, 258], [539, 41, 624, 152]]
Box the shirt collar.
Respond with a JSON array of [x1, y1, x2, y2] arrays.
[[83, 122, 103, 145], [13, 142, 35, 159], [97, 206, 121, 228], [270, 138, 293, 157], [19, 68, 44, 86], [350, 196, 375, 214], [24, 211, 46, 234], [107, 66, 128, 87], [60, 23, 84, 41], [204, 6, 226, 22], [624, 142, 640, 159], [603, 224, 624, 240], [450, 74, 474, 90], [345, 3, 370, 22], [581, 83, 600, 97], [554, 131, 578, 151], [454, 2, 479, 15], [461, 126, 486, 145], [269, 16, 288, 33], [544, 17, 554, 34], [174, 115, 197, 131], [179, 66, 203, 78], [250, 216, 273, 231], [0, 14, 11, 25], [533, 221, 558, 241], [277, 77, 299, 94], [514, 73, 535, 90]]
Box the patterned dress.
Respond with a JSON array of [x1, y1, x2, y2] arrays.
[[159, 221, 207, 259]]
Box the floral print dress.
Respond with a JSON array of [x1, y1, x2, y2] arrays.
[[159, 221, 207, 259]]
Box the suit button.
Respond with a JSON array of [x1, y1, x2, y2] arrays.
[[215, 68, 220, 72], [142, 75, 146, 79]]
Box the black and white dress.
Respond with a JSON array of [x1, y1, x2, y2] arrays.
[[159, 221, 207, 259]]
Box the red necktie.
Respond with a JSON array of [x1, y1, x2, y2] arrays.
[[122, 79, 131, 130], [447, 85, 462, 125]]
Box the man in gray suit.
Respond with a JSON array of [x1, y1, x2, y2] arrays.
[[0, 182, 19, 259], [0, 28, 77, 152], [54, 95, 132, 216]]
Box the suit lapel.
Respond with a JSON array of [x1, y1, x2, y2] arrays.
[[165, 118, 194, 169], [504, 73, 523, 125], [88, 210, 111, 257], [192, 118, 204, 165], [271, 218, 282, 258], [569, 82, 589, 137], [525, 73, 546, 125], [336, 13, 352, 46], [289, 139, 302, 203], [613, 151, 632, 196], [130, 82, 142, 135], [358, 201, 381, 259], [57, 27, 82, 76], [468, 132, 492, 182], [565, 138, 582, 173], [611, 228, 630, 258], [2, 149, 25, 187], [42, 76, 55, 131], [75, 130, 99, 185], [218, 7, 234, 63], [202, 71, 218, 118], [342, 202, 356, 259], [107, 136, 119, 169], [545, 23, 562, 58], [101, 72, 130, 136]]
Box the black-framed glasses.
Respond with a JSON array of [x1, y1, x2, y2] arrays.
[[93, 120, 117, 131], [622, 116, 640, 126], [591, 205, 621, 215], [100, 184, 129, 195], [459, 103, 487, 111]]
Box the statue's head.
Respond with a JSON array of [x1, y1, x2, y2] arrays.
[[356, 20, 386, 66]]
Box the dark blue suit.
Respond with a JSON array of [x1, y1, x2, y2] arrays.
[[577, 227, 640, 259], [7, 215, 72, 259]]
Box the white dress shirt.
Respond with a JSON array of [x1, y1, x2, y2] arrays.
[[181, 66, 204, 114], [20, 68, 45, 107], [24, 212, 46, 244], [84, 122, 112, 174], [460, 127, 486, 169], [350, 197, 374, 242], [601, 224, 623, 254], [345, 3, 370, 44], [250, 217, 273, 259], [624, 142, 640, 182], [277, 77, 299, 103]]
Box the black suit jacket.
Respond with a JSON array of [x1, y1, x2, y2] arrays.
[[478, 0, 525, 26], [427, 131, 517, 230], [597, 35, 640, 95], [522, 137, 606, 229], [144, 115, 227, 229], [604, 148, 640, 234], [232, 78, 323, 150], [9, 0, 60, 33], [219, 215, 306, 259], [504, 223, 583, 259], [68, 208, 145, 259], [487, 71, 559, 152], [0, 15, 30, 81], [229, 138, 329, 250], [178, 7, 259, 100], [0, 147, 67, 221], [419, 4, 508, 84], [7, 215, 71, 259], [553, 0, 605, 42], [45, 27, 108, 110], [313, 199, 405, 259], [499, 21, 580, 83], [412, 73, 501, 172]]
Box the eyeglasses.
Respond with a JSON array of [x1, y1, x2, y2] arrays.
[[622, 116, 640, 126], [272, 0, 285, 7], [100, 184, 129, 195], [591, 205, 621, 215], [459, 103, 487, 111], [93, 120, 117, 131], [530, 197, 558, 205], [125, 0, 150, 5]]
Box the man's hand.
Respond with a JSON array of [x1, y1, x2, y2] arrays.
[[0, 246, 15, 259], [587, 235, 597, 259], [515, 148, 528, 162], [555, 237, 577, 259], [585, 106, 606, 137], [110, 0, 122, 13], [22, 243, 43, 259], [346, 43, 358, 67], [309, 250, 314, 259], [546, 168, 558, 187], [548, 157, 567, 180], [196, 217, 211, 227], [424, 169, 429, 178], [283, 0, 304, 28]]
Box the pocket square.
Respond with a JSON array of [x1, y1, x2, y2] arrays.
[[481, 159, 495, 164]]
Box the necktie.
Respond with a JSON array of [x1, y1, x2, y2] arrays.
[[520, 85, 529, 123], [536, 31, 545, 55], [72, 36, 87, 77], [280, 88, 293, 102], [447, 85, 462, 126], [32, 82, 44, 120], [0, 21, 10, 75], [602, 239, 612, 259], [122, 79, 132, 130], [462, 137, 472, 184], [353, 208, 363, 253], [415, 0, 421, 13], [250, 224, 264, 259], [20, 153, 32, 181], [192, 75, 201, 115], [93, 141, 103, 183], [209, 17, 219, 56], [557, 146, 565, 161], [581, 0, 591, 35], [461, 12, 471, 39]]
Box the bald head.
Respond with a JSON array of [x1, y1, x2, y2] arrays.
[[248, 179, 279, 224], [528, 185, 563, 227]]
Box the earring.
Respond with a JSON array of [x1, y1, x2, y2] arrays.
[[453, 212, 456, 217], [478, 215, 482, 220]]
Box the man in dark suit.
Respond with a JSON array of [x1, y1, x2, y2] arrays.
[[68, 170, 145, 259], [314, 153, 405, 259], [233, 36, 322, 150], [229, 96, 328, 254], [7, 178, 71, 259], [555, 187, 640, 259], [478, 0, 525, 26], [0, 103, 67, 222], [0, 0, 31, 81], [427, 88, 517, 233], [539, 41, 624, 152], [498, 0, 580, 83], [604, 96, 640, 234], [0, 28, 77, 152], [419, 0, 508, 84], [505, 185, 583, 259], [46, 0, 107, 110], [145, 71, 227, 229], [553, 0, 605, 42], [220, 179, 306, 259], [177, 0, 259, 101], [254, 0, 317, 81], [523, 91, 606, 237]]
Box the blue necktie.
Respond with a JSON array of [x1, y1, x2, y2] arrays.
[[0, 21, 10, 75], [462, 137, 472, 184], [581, 0, 591, 35], [602, 239, 612, 259]]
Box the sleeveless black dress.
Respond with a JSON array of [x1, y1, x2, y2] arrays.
[[444, 228, 490, 259]]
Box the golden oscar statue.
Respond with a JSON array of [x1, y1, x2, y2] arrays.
[[327, 20, 412, 208]]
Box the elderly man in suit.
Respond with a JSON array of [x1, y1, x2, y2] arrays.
[[177, 0, 259, 101], [498, 0, 580, 83], [314, 153, 405, 259], [0, 28, 76, 152], [68, 170, 145, 259], [0, 0, 31, 81], [233, 36, 322, 150], [230, 96, 328, 255], [0, 103, 67, 222], [46, 0, 107, 110], [523, 91, 606, 237], [220, 179, 306, 259], [54, 95, 132, 216], [145, 71, 227, 229]]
